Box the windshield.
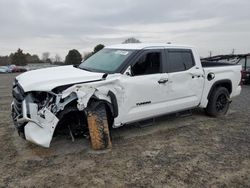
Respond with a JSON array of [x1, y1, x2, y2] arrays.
[[79, 48, 134, 73]]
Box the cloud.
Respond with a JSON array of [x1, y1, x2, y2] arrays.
[[0, 0, 250, 58]]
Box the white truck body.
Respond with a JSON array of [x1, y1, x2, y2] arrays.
[[11, 43, 242, 147]]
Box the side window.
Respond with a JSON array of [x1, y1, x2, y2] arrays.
[[131, 52, 161, 76], [168, 50, 195, 73]]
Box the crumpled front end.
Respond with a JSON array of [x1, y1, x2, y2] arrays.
[[11, 82, 104, 148], [11, 76, 121, 148], [12, 82, 59, 147]]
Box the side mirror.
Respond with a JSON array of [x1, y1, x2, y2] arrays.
[[124, 66, 132, 76]]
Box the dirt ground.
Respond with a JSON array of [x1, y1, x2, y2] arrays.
[[0, 73, 250, 188]]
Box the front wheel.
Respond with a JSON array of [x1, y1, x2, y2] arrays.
[[205, 87, 230, 117], [87, 102, 112, 150]]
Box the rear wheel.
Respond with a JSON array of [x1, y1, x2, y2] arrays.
[[206, 87, 230, 117]]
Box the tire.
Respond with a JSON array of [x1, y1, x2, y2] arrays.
[[206, 87, 230, 117], [87, 102, 112, 150]]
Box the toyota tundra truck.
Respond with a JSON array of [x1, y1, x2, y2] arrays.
[[11, 43, 242, 149]]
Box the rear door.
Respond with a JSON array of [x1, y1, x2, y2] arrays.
[[164, 49, 204, 110]]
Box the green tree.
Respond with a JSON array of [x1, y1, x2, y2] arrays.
[[11, 48, 27, 66], [93, 44, 105, 54], [25, 53, 41, 64], [65, 49, 82, 65], [0, 56, 11, 66]]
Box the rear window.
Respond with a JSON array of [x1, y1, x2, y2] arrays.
[[168, 50, 195, 72]]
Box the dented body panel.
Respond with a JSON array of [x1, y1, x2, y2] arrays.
[[11, 43, 242, 147]]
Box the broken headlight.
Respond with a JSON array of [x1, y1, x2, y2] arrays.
[[31, 91, 56, 111]]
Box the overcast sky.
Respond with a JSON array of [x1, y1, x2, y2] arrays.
[[0, 0, 250, 59]]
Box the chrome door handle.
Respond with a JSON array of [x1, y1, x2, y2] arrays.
[[158, 78, 168, 84]]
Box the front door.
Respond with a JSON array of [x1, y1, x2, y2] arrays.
[[115, 49, 169, 125]]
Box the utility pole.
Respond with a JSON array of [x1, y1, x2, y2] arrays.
[[209, 51, 212, 57]]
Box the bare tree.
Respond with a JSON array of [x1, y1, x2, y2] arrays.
[[55, 54, 61, 62], [42, 52, 50, 62]]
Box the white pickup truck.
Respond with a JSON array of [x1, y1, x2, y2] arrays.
[[11, 43, 242, 149]]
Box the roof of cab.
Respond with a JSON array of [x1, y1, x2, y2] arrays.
[[105, 43, 194, 50]]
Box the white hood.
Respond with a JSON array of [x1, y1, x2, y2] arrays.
[[16, 65, 104, 92]]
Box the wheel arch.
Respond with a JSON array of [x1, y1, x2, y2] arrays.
[[87, 96, 116, 129], [207, 79, 232, 100], [55, 89, 118, 130]]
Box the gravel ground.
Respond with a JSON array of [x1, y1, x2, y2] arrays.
[[0, 73, 250, 187]]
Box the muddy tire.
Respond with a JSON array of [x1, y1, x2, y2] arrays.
[[206, 87, 230, 117], [87, 102, 112, 150]]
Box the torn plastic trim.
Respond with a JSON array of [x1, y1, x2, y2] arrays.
[[61, 85, 92, 107], [60, 84, 115, 111], [58, 83, 119, 120], [107, 91, 118, 117], [15, 99, 43, 128]]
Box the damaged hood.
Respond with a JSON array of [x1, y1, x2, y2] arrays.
[[16, 65, 104, 92]]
